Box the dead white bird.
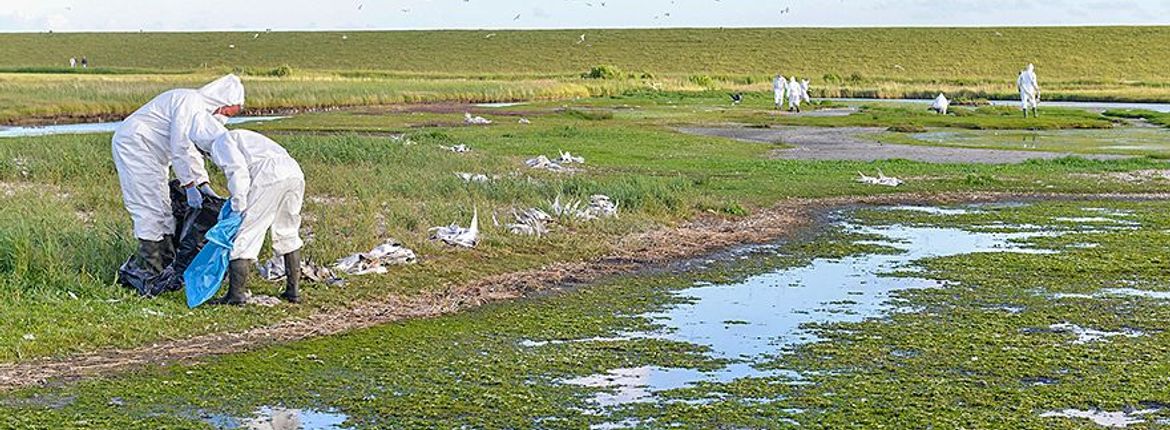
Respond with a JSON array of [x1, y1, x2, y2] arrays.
[[258, 255, 341, 285], [389, 135, 416, 145], [484, 33, 496, 39], [518, 118, 531, 124], [455, 172, 493, 183], [429, 208, 479, 248], [556, 151, 585, 164], [506, 208, 552, 236], [526, 155, 567, 172], [548, 194, 618, 221], [332, 239, 417, 276], [442, 144, 471, 153], [578, 34, 587, 44], [550, 194, 585, 220], [929, 93, 950, 115], [464, 112, 492, 125], [585, 195, 620, 219], [856, 169, 904, 187]]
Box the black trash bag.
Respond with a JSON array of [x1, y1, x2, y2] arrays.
[[116, 180, 226, 297]]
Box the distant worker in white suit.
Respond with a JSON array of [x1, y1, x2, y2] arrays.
[[786, 77, 804, 112], [772, 74, 786, 110], [111, 74, 245, 281], [800, 79, 811, 104], [1017, 63, 1040, 118], [930, 93, 950, 115]]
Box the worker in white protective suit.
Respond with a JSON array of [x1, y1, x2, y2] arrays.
[[773, 74, 786, 109], [930, 93, 950, 115], [1017, 63, 1040, 118], [189, 126, 305, 305], [786, 77, 804, 112], [111, 74, 245, 279], [800, 79, 811, 104]]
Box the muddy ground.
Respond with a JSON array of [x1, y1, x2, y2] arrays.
[[677, 126, 1134, 164]]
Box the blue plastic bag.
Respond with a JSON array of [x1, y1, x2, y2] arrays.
[[184, 201, 244, 308]]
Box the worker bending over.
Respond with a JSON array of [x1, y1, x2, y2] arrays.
[[112, 74, 243, 280], [192, 126, 306, 305]]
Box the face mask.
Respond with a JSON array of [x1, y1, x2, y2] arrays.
[[213, 114, 229, 124]]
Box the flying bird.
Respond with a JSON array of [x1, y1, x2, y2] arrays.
[[514, 13, 521, 20]]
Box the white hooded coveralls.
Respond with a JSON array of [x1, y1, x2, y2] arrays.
[[773, 76, 786, 105], [931, 93, 950, 115], [194, 129, 305, 261], [112, 74, 245, 241], [1017, 64, 1039, 110], [787, 78, 803, 109]]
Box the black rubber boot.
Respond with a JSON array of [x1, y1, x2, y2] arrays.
[[136, 238, 167, 274], [160, 234, 176, 268], [280, 250, 301, 304], [211, 259, 251, 305]]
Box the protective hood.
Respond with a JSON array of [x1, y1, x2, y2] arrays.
[[1026, 64, 1035, 73], [189, 112, 230, 152], [198, 74, 245, 109]]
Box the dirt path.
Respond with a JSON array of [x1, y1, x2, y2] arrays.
[[2, 191, 1167, 392], [678, 126, 1134, 164]]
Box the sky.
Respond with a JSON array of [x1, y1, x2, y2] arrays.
[[0, 0, 1167, 32]]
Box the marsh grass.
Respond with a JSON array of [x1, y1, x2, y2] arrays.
[[0, 95, 1168, 362]]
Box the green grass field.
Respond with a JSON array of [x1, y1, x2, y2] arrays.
[[5, 26, 1170, 428], [3, 27, 1170, 124], [4, 27, 1169, 80], [2, 93, 1168, 363]]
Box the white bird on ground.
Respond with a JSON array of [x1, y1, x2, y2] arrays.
[[507, 208, 551, 236], [455, 172, 494, 183], [429, 208, 479, 248], [550, 194, 584, 219], [484, 33, 496, 39], [464, 112, 492, 125], [526, 155, 567, 171], [518, 117, 531, 124], [556, 151, 585, 164], [585, 195, 619, 219], [442, 144, 471, 153], [929, 93, 950, 115], [331, 239, 417, 276], [548, 194, 618, 220], [578, 34, 586, 44], [856, 169, 904, 187]]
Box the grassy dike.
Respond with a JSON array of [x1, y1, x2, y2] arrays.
[[4, 26, 1170, 124]]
